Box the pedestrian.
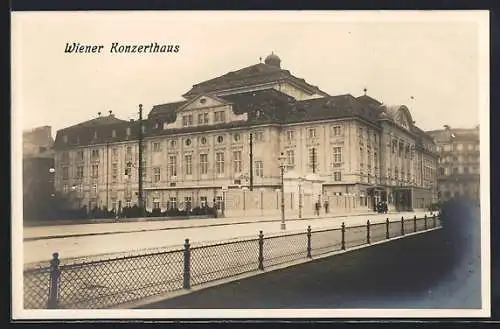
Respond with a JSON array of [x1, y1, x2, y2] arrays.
[[315, 201, 321, 216], [324, 200, 329, 214]]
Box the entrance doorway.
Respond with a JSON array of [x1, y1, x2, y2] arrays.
[[393, 188, 412, 212]]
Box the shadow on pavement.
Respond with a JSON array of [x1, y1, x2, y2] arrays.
[[139, 199, 482, 309]]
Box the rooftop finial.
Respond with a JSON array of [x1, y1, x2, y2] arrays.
[[363, 87, 367, 95], [108, 110, 113, 115], [97, 111, 102, 117], [259, 56, 262, 63]]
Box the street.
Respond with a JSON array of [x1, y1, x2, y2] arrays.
[[23, 211, 431, 264], [139, 205, 480, 309]]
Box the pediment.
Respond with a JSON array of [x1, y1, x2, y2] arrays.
[[177, 94, 229, 112]]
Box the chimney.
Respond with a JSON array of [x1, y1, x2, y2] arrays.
[[98, 112, 102, 117]]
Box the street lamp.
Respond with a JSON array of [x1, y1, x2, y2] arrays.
[[48, 167, 56, 197], [298, 178, 303, 219], [278, 152, 287, 230]]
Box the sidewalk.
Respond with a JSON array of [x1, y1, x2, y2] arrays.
[[24, 209, 379, 241]]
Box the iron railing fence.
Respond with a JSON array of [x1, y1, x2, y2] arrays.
[[23, 214, 441, 309]]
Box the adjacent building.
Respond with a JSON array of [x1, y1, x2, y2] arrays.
[[23, 126, 55, 221], [427, 125, 480, 204], [52, 53, 439, 214]]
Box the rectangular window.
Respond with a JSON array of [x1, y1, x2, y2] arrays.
[[286, 150, 295, 168], [307, 128, 316, 139], [332, 125, 342, 136], [168, 197, 177, 210], [334, 172, 342, 181], [185, 155, 192, 175], [233, 151, 242, 174], [286, 130, 295, 142], [253, 131, 264, 142], [333, 147, 342, 163], [200, 154, 208, 175], [198, 113, 204, 125], [182, 114, 193, 127], [111, 164, 118, 181], [216, 196, 224, 210], [214, 111, 226, 123], [200, 196, 208, 207], [77, 151, 84, 162], [216, 152, 225, 175], [153, 167, 161, 183], [91, 149, 99, 158], [91, 164, 99, 178], [76, 166, 84, 179], [168, 156, 177, 177], [153, 142, 161, 152], [184, 197, 192, 211], [62, 167, 69, 180], [255, 160, 264, 178]]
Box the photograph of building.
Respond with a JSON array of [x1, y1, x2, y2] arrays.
[[427, 125, 480, 204], [52, 52, 439, 216]]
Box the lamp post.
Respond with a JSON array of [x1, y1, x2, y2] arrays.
[[48, 168, 56, 197], [298, 178, 303, 219], [278, 152, 287, 230]]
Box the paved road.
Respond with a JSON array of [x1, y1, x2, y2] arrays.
[[139, 202, 480, 309], [24, 211, 430, 264]]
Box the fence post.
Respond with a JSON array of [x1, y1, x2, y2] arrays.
[[366, 220, 371, 244], [258, 230, 264, 270], [424, 214, 428, 230], [183, 239, 191, 290], [307, 226, 312, 258], [413, 215, 417, 233], [401, 216, 405, 236], [433, 214, 437, 228], [385, 218, 390, 239], [47, 252, 60, 309], [341, 222, 346, 250]]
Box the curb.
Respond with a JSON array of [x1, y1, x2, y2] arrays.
[[24, 211, 380, 242]]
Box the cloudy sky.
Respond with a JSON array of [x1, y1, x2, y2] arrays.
[[12, 11, 487, 135]]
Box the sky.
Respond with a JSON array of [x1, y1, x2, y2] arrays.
[[12, 11, 487, 136]]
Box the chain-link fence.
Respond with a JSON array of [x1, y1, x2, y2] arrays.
[[23, 214, 441, 309]]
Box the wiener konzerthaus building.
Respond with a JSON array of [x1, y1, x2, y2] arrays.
[[53, 53, 438, 213]]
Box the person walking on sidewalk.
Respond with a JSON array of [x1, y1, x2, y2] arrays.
[[315, 201, 321, 216], [324, 200, 329, 214]]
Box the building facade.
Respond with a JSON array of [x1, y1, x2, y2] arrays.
[[53, 53, 438, 214], [426, 125, 480, 204], [23, 126, 55, 221]]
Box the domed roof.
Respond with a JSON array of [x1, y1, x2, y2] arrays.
[[264, 52, 281, 68]]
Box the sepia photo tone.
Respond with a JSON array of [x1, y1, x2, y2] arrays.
[[12, 11, 489, 319]]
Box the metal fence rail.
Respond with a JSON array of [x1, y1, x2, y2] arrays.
[[23, 214, 441, 309]]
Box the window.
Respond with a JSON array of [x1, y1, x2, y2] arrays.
[[334, 172, 342, 181], [468, 144, 474, 151], [126, 127, 131, 136], [76, 166, 84, 179], [153, 167, 161, 183], [77, 151, 84, 162], [168, 156, 177, 177], [214, 111, 226, 123], [93, 130, 98, 139], [184, 197, 192, 211], [153, 142, 161, 152], [91, 164, 99, 178], [216, 196, 224, 210], [61, 152, 69, 163], [453, 167, 458, 175], [233, 133, 241, 143], [111, 164, 118, 181], [168, 197, 177, 210], [198, 113, 208, 125], [152, 199, 160, 209], [126, 146, 132, 155], [182, 114, 193, 127], [111, 148, 118, 158], [125, 162, 132, 177], [170, 140, 177, 148], [457, 143, 463, 151], [253, 131, 264, 142], [63, 135, 68, 143], [233, 151, 242, 173], [286, 130, 295, 142], [91, 149, 99, 158], [217, 135, 224, 144], [62, 167, 69, 180], [307, 128, 316, 139], [333, 147, 342, 163], [200, 196, 208, 207], [286, 150, 295, 168], [309, 148, 318, 169], [332, 125, 342, 136], [464, 167, 469, 174], [200, 137, 207, 145], [216, 152, 225, 175], [63, 184, 68, 193], [185, 138, 192, 146], [254, 161, 264, 177], [112, 129, 116, 138], [200, 154, 208, 175], [185, 155, 192, 175]]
